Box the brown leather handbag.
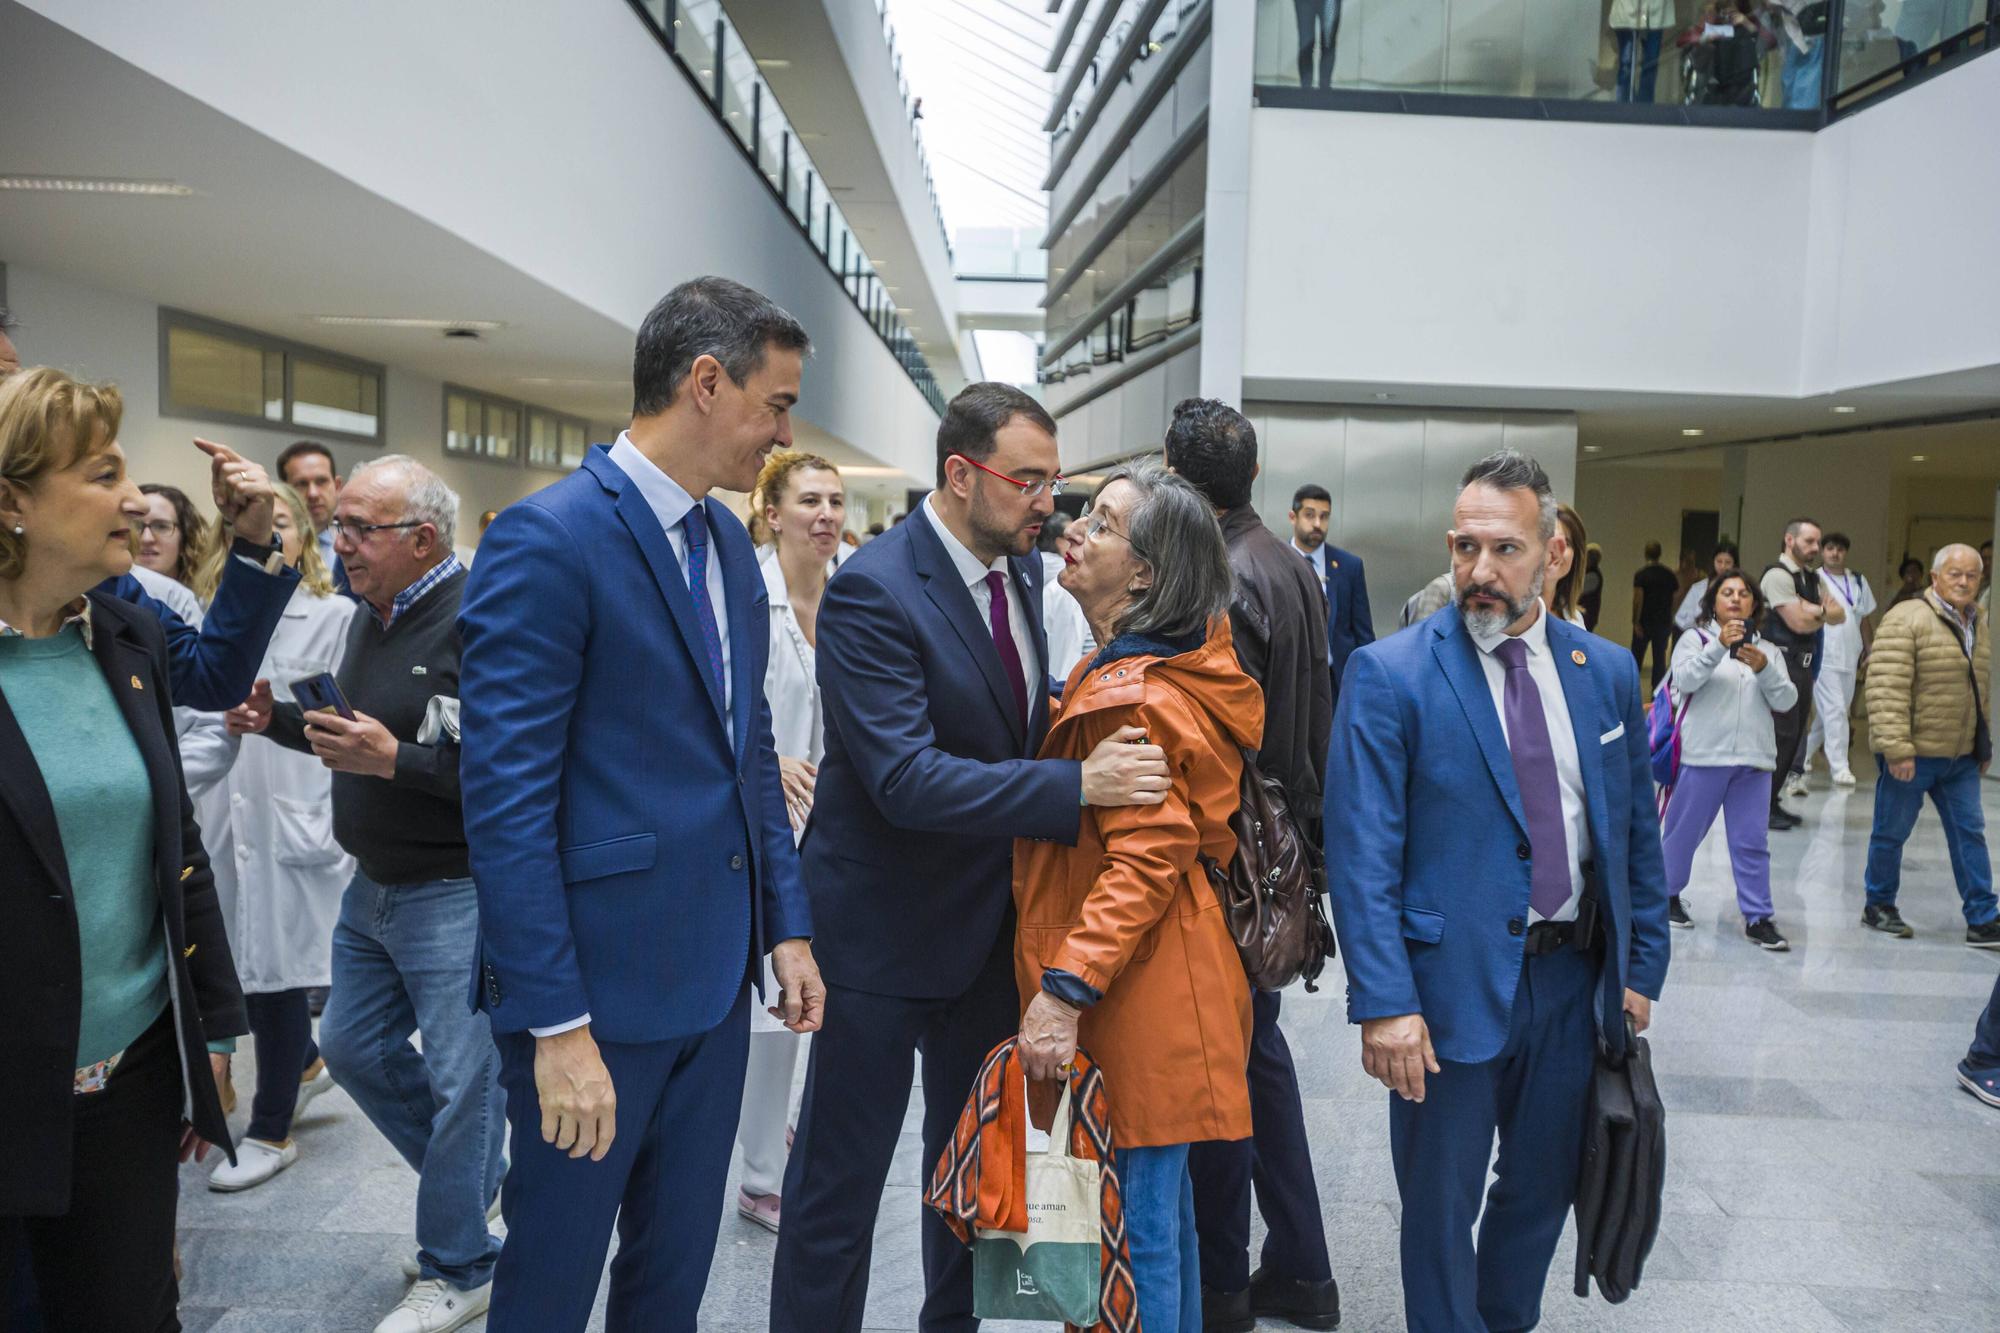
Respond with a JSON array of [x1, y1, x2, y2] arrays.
[[1200, 750, 1334, 992]]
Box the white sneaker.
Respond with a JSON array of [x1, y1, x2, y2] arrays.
[[208, 1137, 297, 1192], [1832, 768, 1858, 788], [1783, 773, 1810, 799], [371, 1278, 490, 1333], [296, 1058, 335, 1118]]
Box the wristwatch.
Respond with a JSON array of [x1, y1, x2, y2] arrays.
[[231, 534, 288, 576]]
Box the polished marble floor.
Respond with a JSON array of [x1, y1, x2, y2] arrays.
[[172, 771, 2000, 1331]]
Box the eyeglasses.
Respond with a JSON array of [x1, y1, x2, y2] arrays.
[[1077, 505, 1132, 545], [951, 453, 1066, 500], [138, 520, 180, 538], [329, 518, 425, 541]]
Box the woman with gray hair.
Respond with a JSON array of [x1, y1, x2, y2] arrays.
[[1011, 459, 1264, 1331]]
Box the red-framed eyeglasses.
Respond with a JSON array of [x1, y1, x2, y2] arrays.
[[950, 452, 1067, 499]]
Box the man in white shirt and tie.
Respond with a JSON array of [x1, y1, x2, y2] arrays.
[[1289, 482, 1374, 697]]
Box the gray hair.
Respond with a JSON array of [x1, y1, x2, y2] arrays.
[[350, 453, 460, 548], [1933, 542, 1981, 573], [1460, 449, 1557, 541], [1098, 457, 1233, 640]]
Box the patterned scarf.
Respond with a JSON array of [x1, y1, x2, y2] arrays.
[[925, 1039, 1141, 1333]]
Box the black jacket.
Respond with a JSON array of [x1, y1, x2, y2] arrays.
[[1218, 506, 1333, 823], [0, 591, 247, 1215]]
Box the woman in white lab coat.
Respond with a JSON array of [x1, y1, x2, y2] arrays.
[[736, 450, 844, 1232], [194, 483, 358, 1191]]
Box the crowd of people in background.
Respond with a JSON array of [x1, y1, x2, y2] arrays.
[[1, 283, 1996, 1333]]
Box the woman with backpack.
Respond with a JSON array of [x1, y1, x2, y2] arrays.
[[1660, 571, 1799, 948]]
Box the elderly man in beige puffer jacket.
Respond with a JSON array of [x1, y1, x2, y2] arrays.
[[1861, 544, 1996, 946]]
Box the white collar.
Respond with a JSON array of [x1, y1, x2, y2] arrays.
[[609, 432, 699, 535], [923, 492, 1009, 589], [1468, 598, 1551, 659]]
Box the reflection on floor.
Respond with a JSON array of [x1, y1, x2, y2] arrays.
[[173, 774, 2000, 1332]]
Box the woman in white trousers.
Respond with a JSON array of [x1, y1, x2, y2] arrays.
[[737, 451, 845, 1232]]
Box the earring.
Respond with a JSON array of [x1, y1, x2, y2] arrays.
[[10, 525, 20, 536]]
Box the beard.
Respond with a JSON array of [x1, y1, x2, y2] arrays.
[[967, 485, 1038, 558], [1458, 566, 1545, 637], [1295, 530, 1324, 552]]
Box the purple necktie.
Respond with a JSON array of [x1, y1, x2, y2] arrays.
[[984, 570, 1029, 728], [1493, 637, 1571, 919]]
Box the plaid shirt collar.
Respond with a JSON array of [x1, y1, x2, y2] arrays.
[[0, 596, 93, 649], [382, 555, 464, 627]]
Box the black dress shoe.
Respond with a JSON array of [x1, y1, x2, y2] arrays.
[[1249, 1266, 1341, 1330], [1201, 1284, 1254, 1333], [1768, 807, 1801, 831]]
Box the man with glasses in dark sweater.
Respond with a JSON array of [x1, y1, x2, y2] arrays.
[[234, 454, 500, 1333]]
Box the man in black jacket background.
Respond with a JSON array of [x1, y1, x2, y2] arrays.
[[1164, 398, 1341, 1332]]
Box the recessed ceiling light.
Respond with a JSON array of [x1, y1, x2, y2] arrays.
[[1910, 454, 1928, 462], [0, 175, 195, 196], [1681, 428, 1705, 437], [1832, 405, 1858, 414], [1583, 445, 1603, 453], [757, 58, 792, 69], [312, 316, 506, 330], [839, 466, 909, 478], [1373, 392, 1393, 401]]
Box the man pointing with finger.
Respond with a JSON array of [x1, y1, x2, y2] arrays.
[[1326, 449, 1669, 1333]]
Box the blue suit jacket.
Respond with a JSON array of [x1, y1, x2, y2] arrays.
[[458, 447, 811, 1044], [805, 504, 1083, 999], [97, 537, 298, 710], [1324, 545, 1375, 695], [1325, 607, 1670, 1065]]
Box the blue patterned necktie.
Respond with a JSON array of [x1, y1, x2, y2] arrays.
[[1493, 637, 1571, 919], [681, 504, 727, 699]]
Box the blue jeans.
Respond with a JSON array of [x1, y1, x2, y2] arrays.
[[1781, 35, 1826, 110], [1615, 28, 1663, 103], [1121, 1144, 1201, 1333], [1965, 969, 2000, 1074], [1864, 755, 1997, 926], [319, 872, 505, 1290]]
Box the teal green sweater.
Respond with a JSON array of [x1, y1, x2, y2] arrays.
[[0, 625, 164, 1067]]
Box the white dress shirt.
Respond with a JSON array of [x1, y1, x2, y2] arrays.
[[1039, 551, 1096, 684], [535, 434, 735, 1040], [1292, 540, 1335, 665], [609, 432, 731, 717], [924, 494, 1039, 688], [1467, 603, 1592, 923]]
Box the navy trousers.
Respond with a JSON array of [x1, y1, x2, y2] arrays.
[[1391, 947, 1598, 1333], [485, 986, 750, 1333], [1189, 988, 1333, 1292], [769, 936, 1019, 1333]]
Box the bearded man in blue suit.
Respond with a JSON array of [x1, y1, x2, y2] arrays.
[[1326, 449, 1670, 1333], [460, 278, 824, 1331]]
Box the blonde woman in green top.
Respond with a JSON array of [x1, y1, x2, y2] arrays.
[[0, 367, 248, 1332]]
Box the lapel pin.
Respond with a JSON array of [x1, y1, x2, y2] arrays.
[[130, 675, 144, 690], [1571, 650, 1587, 666]]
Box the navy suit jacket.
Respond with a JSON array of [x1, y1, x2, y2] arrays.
[[458, 447, 811, 1044], [805, 504, 1083, 999], [1325, 607, 1670, 1065], [1324, 545, 1375, 695], [97, 537, 299, 710]]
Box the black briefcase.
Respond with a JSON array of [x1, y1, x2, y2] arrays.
[[1573, 1017, 1665, 1303]]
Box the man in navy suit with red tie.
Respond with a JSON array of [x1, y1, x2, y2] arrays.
[[460, 278, 825, 1331], [771, 383, 1175, 1333]]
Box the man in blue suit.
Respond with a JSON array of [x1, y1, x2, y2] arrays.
[[1326, 450, 1670, 1333], [459, 278, 824, 1332], [770, 383, 1172, 1333], [1288, 482, 1373, 702]]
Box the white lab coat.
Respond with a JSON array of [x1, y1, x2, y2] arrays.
[[194, 587, 358, 993], [129, 567, 238, 792], [753, 552, 824, 1034]]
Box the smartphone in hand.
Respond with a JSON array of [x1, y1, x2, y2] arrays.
[[291, 672, 357, 721]]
